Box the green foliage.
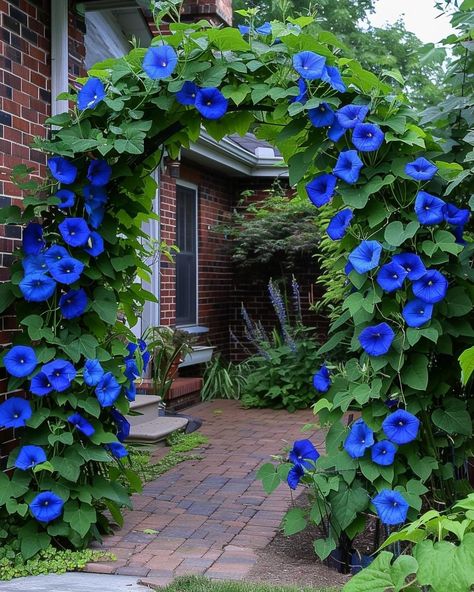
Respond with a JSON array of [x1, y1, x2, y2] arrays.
[[201, 355, 251, 401], [165, 431, 209, 452], [157, 575, 338, 592]]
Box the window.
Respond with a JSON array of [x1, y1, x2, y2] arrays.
[[176, 183, 198, 326]]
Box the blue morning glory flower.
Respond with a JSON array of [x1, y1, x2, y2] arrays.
[[287, 463, 305, 490], [352, 123, 384, 152], [125, 381, 136, 402], [106, 442, 129, 459], [256, 21, 272, 35], [376, 261, 408, 293], [83, 184, 108, 207], [14, 445, 47, 470], [58, 217, 90, 247], [176, 81, 200, 105], [45, 245, 69, 266], [402, 298, 433, 328], [306, 173, 337, 207], [111, 409, 130, 442], [87, 159, 112, 187], [327, 209, 353, 240], [444, 203, 470, 226], [143, 45, 178, 79], [0, 397, 32, 428], [55, 189, 75, 208], [77, 77, 106, 110], [414, 191, 446, 225], [29, 491, 64, 523], [125, 359, 140, 382], [327, 120, 346, 142], [195, 87, 228, 120], [83, 359, 104, 387], [372, 490, 409, 525], [333, 150, 363, 184], [291, 78, 308, 104], [382, 409, 420, 444], [391, 253, 426, 281], [68, 412, 95, 437], [95, 372, 121, 407], [313, 365, 331, 393], [4, 345, 38, 377], [371, 440, 397, 466], [359, 322, 395, 357], [59, 288, 88, 320], [344, 419, 374, 458], [84, 231, 104, 257], [30, 372, 53, 396], [48, 157, 77, 184], [42, 359, 76, 392], [19, 273, 56, 302], [322, 65, 346, 93], [125, 342, 138, 358], [292, 51, 326, 80], [348, 240, 382, 274], [87, 205, 105, 229], [49, 256, 84, 285], [336, 104, 369, 129], [238, 24, 250, 35], [405, 157, 437, 181], [308, 102, 335, 128], [22, 255, 48, 275], [453, 225, 466, 245], [289, 439, 320, 468], [23, 223, 45, 255], [412, 269, 448, 303]]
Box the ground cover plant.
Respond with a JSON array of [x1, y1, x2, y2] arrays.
[[155, 575, 339, 592]]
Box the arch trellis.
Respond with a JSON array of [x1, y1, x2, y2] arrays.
[[0, 7, 472, 560]]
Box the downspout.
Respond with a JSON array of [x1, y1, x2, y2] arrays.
[[51, 0, 69, 116]]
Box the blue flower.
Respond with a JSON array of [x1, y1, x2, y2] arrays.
[[55, 189, 75, 208], [392, 253, 426, 281], [444, 203, 470, 226], [87, 205, 105, 229], [125, 359, 140, 382], [83, 185, 108, 207], [453, 225, 466, 245], [372, 490, 409, 525], [402, 298, 433, 328], [344, 419, 374, 458], [29, 491, 64, 523], [84, 231, 104, 257], [83, 359, 104, 387], [176, 81, 200, 105], [42, 359, 76, 392], [412, 270, 448, 303], [291, 78, 307, 104], [143, 45, 178, 79], [14, 445, 47, 470], [23, 223, 45, 255], [327, 209, 353, 240], [415, 191, 446, 225], [77, 77, 106, 110], [87, 159, 112, 187], [111, 409, 130, 442], [333, 150, 363, 184], [328, 120, 346, 142], [308, 102, 335, 127], [68, 413, 95, 437], [256, 22, 272, 35], [30, 372, 53, 396], [4, 345, 37, 377], [289, 439, 320, 469], [95, 372, 121, 407], [293, 51, 326, 80], [19, 273, 56, 302], [48, 157, 77, 184], [359, 322, 395, 357], [405, 157, 437, 181], [23, 255, 48, 275], [59, 288, 88, 320], [45, 245, 69, 267], [352, 123, 384, 152], [348, 240, 382, 274], [58, 217, 90, 247], [376, 261, 408, 293], [336, 104, 369, 129], [306, 173, 337, 207], [125, 381, 136, 402], [382, 409, 420, 444], [313, 365, 331, 393], [287, 463, 305, 490], [371, 440, 397, 466], [0, 397, 32, 428], [195, 87, 228, 120], [238, 24, 250, 35], [49, 256, 84, 285], [322, 65, 346, 92], [105, 442, 129, 459]]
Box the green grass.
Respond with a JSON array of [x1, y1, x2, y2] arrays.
[[157, 576, 339, 592]]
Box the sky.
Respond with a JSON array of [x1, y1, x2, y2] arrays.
[[369, 0, 454, 43]]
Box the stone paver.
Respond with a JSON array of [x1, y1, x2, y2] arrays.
[[0, 573, 149, 591], [87, 400, 320, 587]]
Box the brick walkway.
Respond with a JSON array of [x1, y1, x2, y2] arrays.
[[86, 400, 320, 588]]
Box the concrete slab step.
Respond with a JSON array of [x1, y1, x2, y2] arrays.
[[127, 395, 163, 426], [0, 573, 149, 592], [127, 416, 188, 443], [129, 394, 162, 411]]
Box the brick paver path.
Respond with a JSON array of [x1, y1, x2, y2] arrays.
[[86, 400, 320, 588]]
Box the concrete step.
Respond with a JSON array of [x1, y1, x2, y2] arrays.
[[127, 394, 163, 426], [126, 416, 188, 443]]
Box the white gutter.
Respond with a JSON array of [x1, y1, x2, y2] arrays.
[[50, 0, 69, 116]]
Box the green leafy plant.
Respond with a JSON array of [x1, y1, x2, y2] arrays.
[[201, 355, 251, 401]]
